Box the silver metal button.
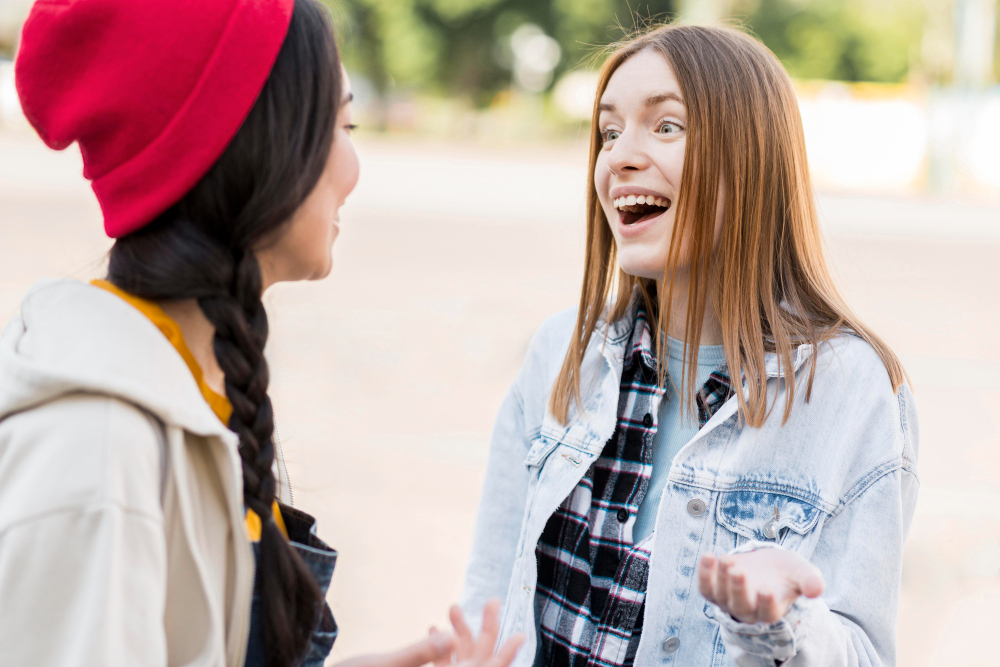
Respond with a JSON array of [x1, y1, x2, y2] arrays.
[[662, 637, 680, 654], [687, 499, 707, 517], [763, 508, 781, 539]]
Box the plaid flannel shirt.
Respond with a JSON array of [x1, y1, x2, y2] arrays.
[[533, 307, 733, 667]]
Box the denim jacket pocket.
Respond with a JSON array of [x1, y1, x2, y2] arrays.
[[704, 489, 826, 630], [714, 489, 824, 550]]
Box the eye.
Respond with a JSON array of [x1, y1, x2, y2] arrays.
[[345, 123, 358, 133], [602, 128, 620, 143], [657, 121, 683, 135]]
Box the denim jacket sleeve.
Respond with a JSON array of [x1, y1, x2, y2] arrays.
[[459, 379, 531, 633], [459, 310, 580, 634], [706, 386, 920, 667]]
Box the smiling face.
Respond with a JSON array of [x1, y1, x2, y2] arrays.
[[258, 67, 360, 287], [595, 48, 693, 281]]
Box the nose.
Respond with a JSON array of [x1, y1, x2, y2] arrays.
[[606, 127, 651, 175]]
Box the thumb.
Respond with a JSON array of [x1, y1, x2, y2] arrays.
[[794, 562, 825, 599]]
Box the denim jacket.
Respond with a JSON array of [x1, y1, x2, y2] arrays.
[[460, 298, 919, 667]]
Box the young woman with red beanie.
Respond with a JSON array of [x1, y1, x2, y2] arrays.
[[0, 1, 522, 666]]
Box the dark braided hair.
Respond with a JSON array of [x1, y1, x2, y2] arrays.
[[107, 1, 340, 664]]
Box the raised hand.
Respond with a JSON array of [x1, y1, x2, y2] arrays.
[[431, 599, 524, 667], [337, 599, 523, 667], [698, 549, 825, 624]]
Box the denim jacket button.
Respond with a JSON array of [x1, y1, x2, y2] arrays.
[[686, 499, 707, 517], [763, 519, 779, 539], [662, 637, 680, 654], [643, 413, 653, 427]]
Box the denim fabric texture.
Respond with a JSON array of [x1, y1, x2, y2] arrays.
[[533, 306, 733, 667], [461, 291, 919, 667], [245, 504, 338, 667]]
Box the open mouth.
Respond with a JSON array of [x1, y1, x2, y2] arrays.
[[613, 194, 671, 226]]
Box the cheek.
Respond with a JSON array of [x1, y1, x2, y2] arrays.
[[594, 153, 613, 215], [332, 135, 360, 202], [662, 140, 686, 185]]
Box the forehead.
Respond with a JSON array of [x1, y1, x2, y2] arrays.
[[600, 48, 682, 108]]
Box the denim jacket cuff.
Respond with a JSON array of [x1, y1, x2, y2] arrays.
[[705, 597, 810, 663]]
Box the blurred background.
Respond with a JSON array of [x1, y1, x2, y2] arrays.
[[1, 1, 998, 665]]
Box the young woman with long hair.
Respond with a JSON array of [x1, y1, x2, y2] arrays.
[[461, 24, 918, 667], [0, 1, 520, 666]]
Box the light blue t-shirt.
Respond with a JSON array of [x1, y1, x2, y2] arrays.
[[632, 336, 726, 543]]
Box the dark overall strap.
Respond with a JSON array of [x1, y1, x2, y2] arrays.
[[244, 504, 338, 667]]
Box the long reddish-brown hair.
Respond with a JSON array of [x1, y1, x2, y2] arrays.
[[550, 24, 904, 427]]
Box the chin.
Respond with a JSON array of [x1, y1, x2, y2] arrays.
[[305, 253, 334, 281], [314, 261, 333, 280], [616, 251, 667, 281]]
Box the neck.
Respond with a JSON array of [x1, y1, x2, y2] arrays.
[[159, 299, 227, 395], [656, 273, 723, 346]]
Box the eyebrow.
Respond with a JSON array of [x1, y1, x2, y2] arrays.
[[598, 91, 684, 112], [342, 91, 354, 104]]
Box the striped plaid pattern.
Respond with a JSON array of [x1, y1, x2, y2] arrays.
[[534, 307, 733, 667]]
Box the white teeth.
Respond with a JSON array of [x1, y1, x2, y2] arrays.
[[613, 195, 671, 209]]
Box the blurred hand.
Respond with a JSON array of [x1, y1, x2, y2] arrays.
[[431, 599, 524, 667], [698, 549, 824, 625], [335, 599, 523, 667]]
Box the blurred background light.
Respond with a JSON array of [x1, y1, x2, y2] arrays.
[[510, 24, 562, 92], [553, 70, 599, 120]]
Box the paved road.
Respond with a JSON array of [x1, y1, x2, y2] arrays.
[[1, 130, 998, 666]]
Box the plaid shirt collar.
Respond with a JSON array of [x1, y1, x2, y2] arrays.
[[624, 305, 734, 428]]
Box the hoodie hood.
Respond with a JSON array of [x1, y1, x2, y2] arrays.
[[0, 278, 234, 444]]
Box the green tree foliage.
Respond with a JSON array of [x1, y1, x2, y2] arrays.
[[325, 0, 929, 104], [733, 0, 925, 83], [327, 0, 678, 103]]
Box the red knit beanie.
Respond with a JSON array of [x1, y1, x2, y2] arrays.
[[15, 0, 296, 238]]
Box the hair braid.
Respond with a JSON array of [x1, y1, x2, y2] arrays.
[[199, 250, 272, 518], [200, 249, 321, 665], [109, 1, 341, 663]]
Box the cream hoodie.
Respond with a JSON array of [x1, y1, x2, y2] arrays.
[[0, 279, 256, 666]]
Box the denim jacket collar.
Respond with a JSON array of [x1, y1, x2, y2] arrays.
[[539, 288, 816, 451]]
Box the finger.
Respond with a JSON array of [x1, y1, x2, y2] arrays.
[[475, 600, 502, 660], [795, 562, 825, 599], [485, 634, 525, 667], [450, 605, 473, 641], [382, 634, 455, 667], [428, 627, 453, 667], [726, 567, 755, 622], [714, 557, 733, 610], [756, 590, 781, 624], [698, 553, 717, 602], [450, 604, 476, 658]]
